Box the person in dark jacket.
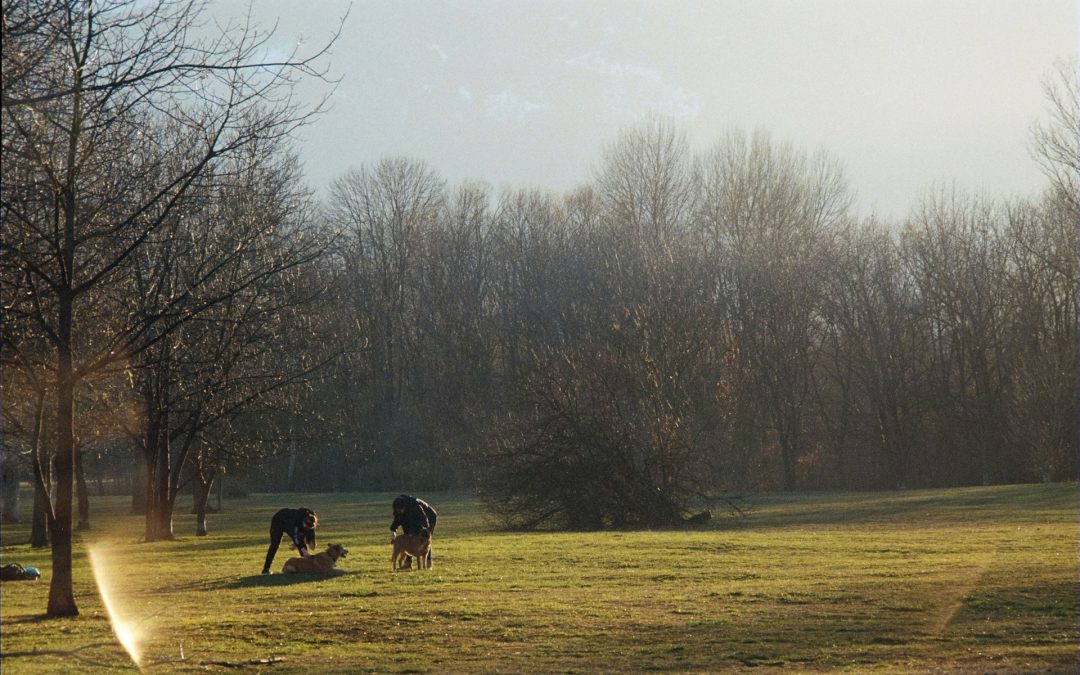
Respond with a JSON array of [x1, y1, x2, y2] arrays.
[[389, 495, 437, 569], [262, 507, 318, 574]]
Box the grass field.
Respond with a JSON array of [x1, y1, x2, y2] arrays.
[[1, 484, 1077, 673]]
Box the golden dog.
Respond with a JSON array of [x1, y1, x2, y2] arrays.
[[281, 543, 348, 573], [391, 532, 431, 570]]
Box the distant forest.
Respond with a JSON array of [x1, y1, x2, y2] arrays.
[[2, 8, 1076, 533]]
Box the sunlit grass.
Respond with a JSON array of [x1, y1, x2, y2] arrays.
[[0, 484, 1076, 673]]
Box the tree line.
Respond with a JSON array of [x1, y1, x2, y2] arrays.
[[1, 1, 1076, 616], [306, 115, 1076, 529]]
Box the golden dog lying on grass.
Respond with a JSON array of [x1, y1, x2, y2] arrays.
[[391, 532, 431, 570], [282, 543, 348, 573]]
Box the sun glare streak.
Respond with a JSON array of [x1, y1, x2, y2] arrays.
[[87, 546, 143, 667]]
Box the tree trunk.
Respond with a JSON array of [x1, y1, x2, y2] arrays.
[[143, 409, 177, 542], [131, 455, 147, 515], [152, 494, 175, 540], [30, 391, 51, 548], [778, 432, 798, 493], [193, 475, 213, 536], [31, 460, 51, 548], [75, 448, 90, 531], [31, 479, 52, 548], [286, 442, 297, 490], [145, 453, 175, 541], [149, 430, 175, 540], [48, 294, 79, 616], [0, 455, 20, 523]]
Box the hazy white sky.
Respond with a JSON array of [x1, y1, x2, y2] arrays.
[[215, 0, 1077, 220]]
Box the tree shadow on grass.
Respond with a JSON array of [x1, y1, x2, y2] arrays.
[[734, 483, 1078, 530], [0, 612, 56, 625], [132, 537, 257, 553], [223, 570, 355, 589]]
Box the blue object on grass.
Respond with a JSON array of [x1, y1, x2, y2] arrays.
[[23, 567, 40, 579]]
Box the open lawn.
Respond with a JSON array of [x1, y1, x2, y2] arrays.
[[1, 484, 1077, 673]]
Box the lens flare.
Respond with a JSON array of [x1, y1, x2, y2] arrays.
[[87, 546, 143, 666]]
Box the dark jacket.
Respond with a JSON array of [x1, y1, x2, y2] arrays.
[[272, 507, 317, 554], [390, 495, 437, 536]]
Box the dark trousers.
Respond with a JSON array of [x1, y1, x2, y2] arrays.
[[262, 524, 289, 573]]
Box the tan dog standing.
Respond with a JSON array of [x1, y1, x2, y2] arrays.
[[391, 531, 431, 570], [282, 543, 348, 573]]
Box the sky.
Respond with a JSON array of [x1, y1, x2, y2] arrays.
[[212, 0, 1077, 221]]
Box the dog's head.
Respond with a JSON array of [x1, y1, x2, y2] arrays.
[[326, 543, 348, 560]]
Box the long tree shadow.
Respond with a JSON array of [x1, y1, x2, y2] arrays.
[[0, 641, 123, 669], [224, 570, 354, 589], [731, 483, 1078, 530], [0, 612, 58, 625]]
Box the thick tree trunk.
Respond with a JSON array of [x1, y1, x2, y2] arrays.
[[145, 468, 176, 541], [142, 410, 176, 542], [48, 305, 79, 616], [145, 435, 175, 541]]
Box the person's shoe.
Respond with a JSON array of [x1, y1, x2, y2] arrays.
[[402, 557, 413, 569]]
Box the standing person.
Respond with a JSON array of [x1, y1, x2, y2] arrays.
[[262, 507, 318, 574], [389, 495, 437, 569]]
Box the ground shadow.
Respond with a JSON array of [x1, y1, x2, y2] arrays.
[[723, 483, 1078, 530], [0, 612, 56, 625], [224, 570, 354, 589]]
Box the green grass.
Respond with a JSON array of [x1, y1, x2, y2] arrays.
[[1, 484, 1077, 673]]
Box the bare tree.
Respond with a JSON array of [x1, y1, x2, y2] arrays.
[[1031, 58, 1079, 219], [695, 129, 851, 490], [478, 127, 726, 528], [327, 157, 445, 485], [1004, 198, 1077, 481], [119, 146, 330, 541], [1, 0, 338, 616], [596, 116, 697, 240], [901, 190, 1017, 485], [1002, 67, 1080, 480], [817, 221, 924, 488]]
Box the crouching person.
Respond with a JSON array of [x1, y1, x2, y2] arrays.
[[389, 495, 437, 569], [262, 507, 318, 574]]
